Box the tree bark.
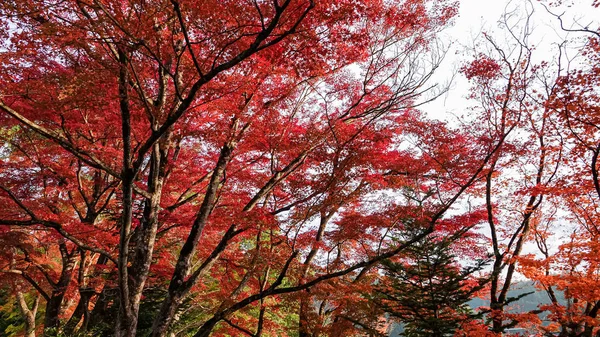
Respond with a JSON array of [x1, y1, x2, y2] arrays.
[[43, 243, 78, 336], [151, 139, 236, 337], [17, 292, 39, 337]]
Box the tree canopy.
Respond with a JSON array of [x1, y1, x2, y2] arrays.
[[0, 0, 599, 336]]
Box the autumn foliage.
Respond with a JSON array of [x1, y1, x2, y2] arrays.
[[0, 0, 599, 337]]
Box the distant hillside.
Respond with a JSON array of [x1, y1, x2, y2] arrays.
[[389, 281, 563, 336], [468, 281, 563, 313]]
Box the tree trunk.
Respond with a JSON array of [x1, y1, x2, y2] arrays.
[[89, 285, 116, 329], [193, 317, 221, 337], [490, 301, 504, 333], [299, 296, 311, 337], [151, 140, 235, 337], [63, 288, 94, 335], [17, 292, 39, 337], [44, 243, 78, 336]]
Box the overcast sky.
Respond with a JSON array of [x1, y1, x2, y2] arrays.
[[419, 0, 600, 261], [422, 0, 600, 120]]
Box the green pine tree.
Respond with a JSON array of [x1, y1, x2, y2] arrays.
[[375, 236, 488, 337]]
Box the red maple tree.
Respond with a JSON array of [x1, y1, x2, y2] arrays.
[[0, 1, 515, 336]]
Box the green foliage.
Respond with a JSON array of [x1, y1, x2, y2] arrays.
[[375, 236, 488, 337], [0, 291, 15, 336], [0, 290, 46, 337], [0, 288, 33, 337]]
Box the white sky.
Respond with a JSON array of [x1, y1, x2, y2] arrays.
[[417, 0, 600, 267], [422, 0, 600, 121]]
